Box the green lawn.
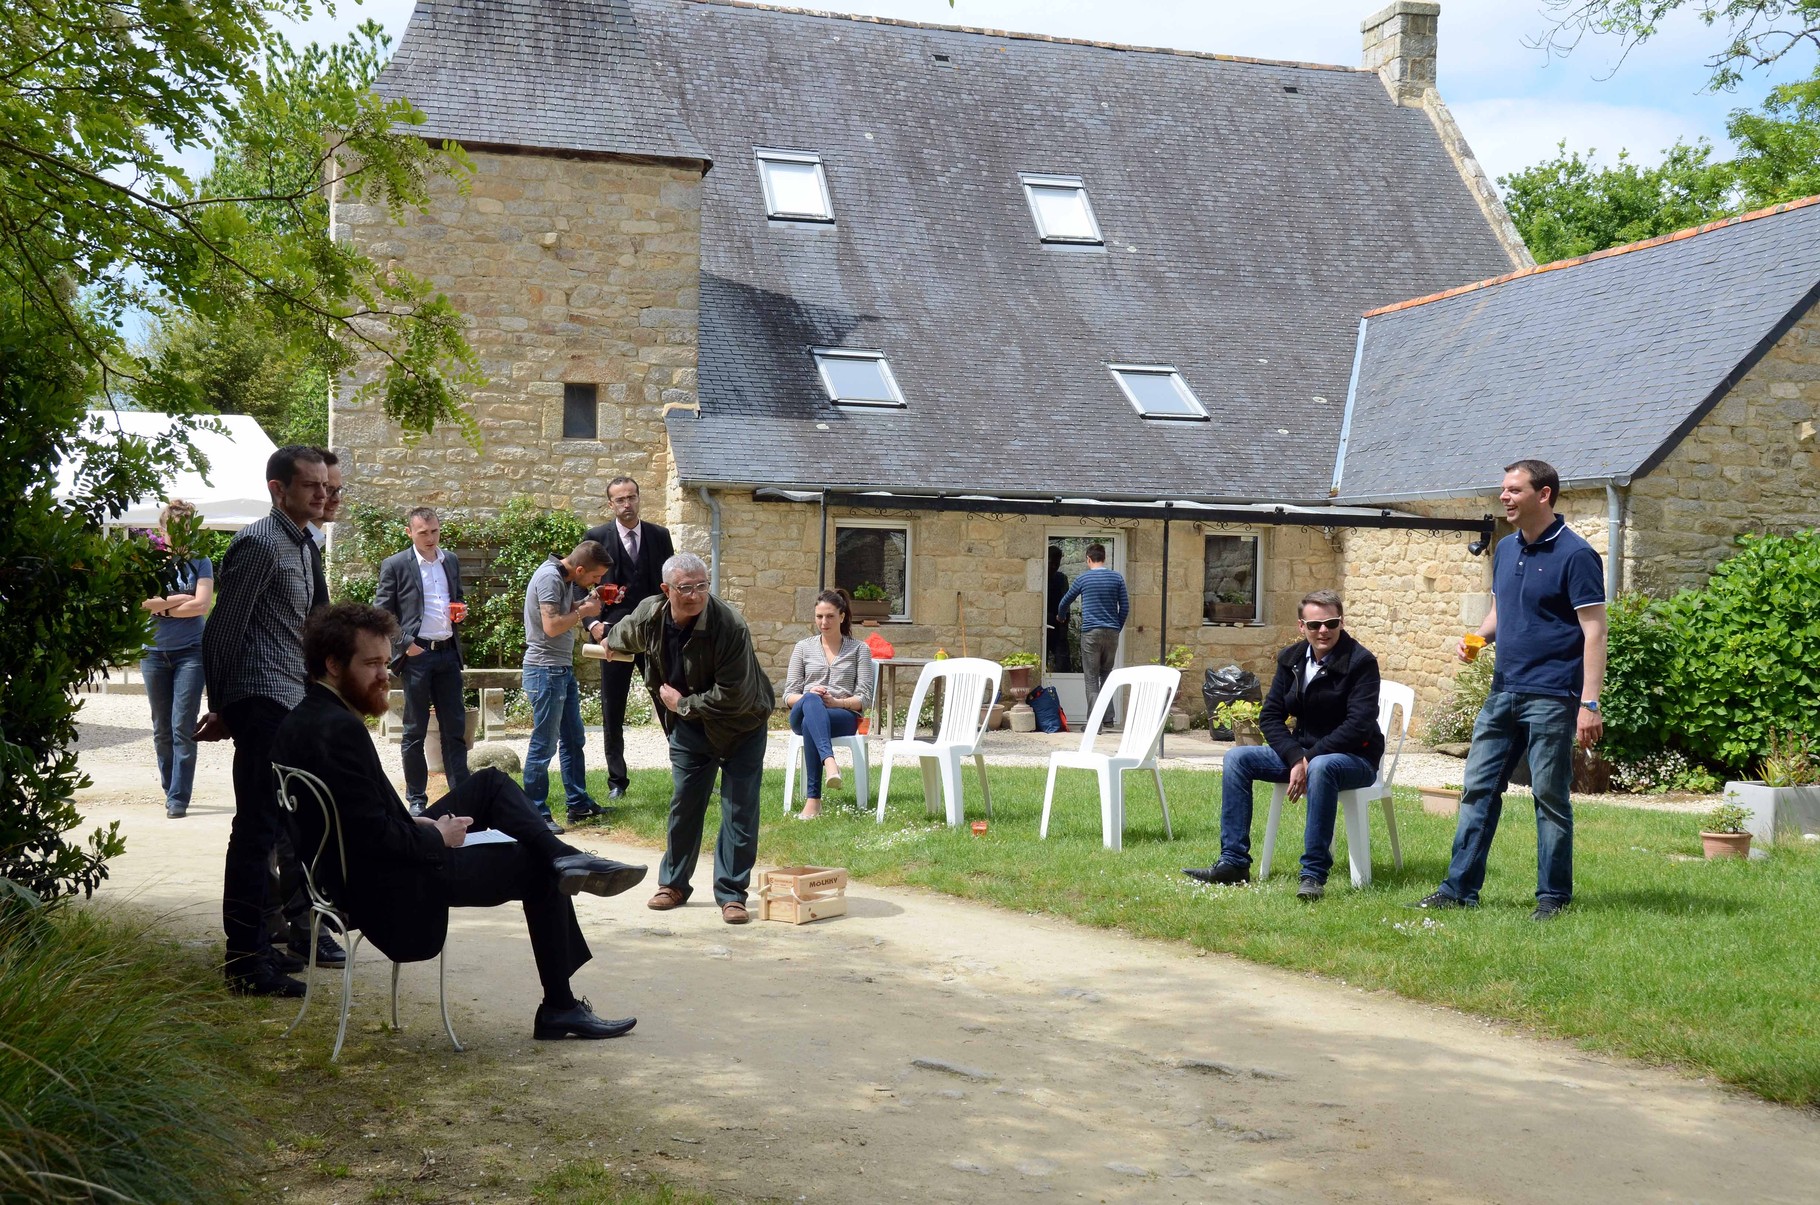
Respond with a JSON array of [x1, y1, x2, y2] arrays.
[[564, 759, 1820, 1107]]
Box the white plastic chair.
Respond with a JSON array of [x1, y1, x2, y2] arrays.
[[874, 658, 1001, 826], [1039, 666, 1180, 851], [782, 660, 880, 814], [273, 764, 463, 1062], [1258, 680, 1413, 888]]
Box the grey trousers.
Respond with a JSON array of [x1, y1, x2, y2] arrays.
[[660, 722, 767, 905], [1080, 627, 1120, 722]]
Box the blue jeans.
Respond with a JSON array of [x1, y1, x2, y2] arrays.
[[790, 694, 860, 798], [521, 665, 595, 816], [1440, 691, 1578, 905], [142, 645, 205, 810], [1218, 744, 1377, 884]]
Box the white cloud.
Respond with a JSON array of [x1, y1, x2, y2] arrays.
[[1448, 96, 1727, 182]]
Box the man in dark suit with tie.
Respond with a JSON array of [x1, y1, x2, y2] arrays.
[[582, 476, 675, 808], [375, 507, 472, 815], [271, 602, 649, 1039]]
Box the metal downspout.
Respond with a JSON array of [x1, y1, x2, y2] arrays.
[[698, 486, 722, 595], [1605, 481, 1627, 599]]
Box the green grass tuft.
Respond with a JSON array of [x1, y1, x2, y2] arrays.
[[571, 761, 1820, 1106]]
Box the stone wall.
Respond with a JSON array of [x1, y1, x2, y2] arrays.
[[328, 149, 701, 530], [1626, 304, 1820, 594], [701, 496, 1340, 701]]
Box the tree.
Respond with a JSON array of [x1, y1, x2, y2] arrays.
[[1730, 68, 1820, 200], [1498, 140, 1738, 263], [1, 2, 477, 902], [1538, 0, 1820, 90]]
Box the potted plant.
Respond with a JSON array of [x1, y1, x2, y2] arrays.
[[1213, 699, 1263, 746], [1419, 782, 1462, 816], [1158, 645, 1194, 731], [1210, 590, 1253, 624], [1000, 650, 1039, 701], [1721, 729, 1820, 854], [1699, 801, 1754, 860], [847, 582, 891, 624]]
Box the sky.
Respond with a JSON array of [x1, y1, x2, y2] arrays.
[[272, 0, 1817, 186]]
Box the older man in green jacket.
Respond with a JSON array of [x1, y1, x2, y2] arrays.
[[607, 551, 773, 923]]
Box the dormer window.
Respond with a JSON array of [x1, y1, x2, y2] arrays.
[[1020, 173, 1102, 244], [1109, 365, 1209, 421], [757, 149, 833, 222], [813, 349, 905, 407]]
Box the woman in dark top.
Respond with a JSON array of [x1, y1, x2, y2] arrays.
[[140, 500, 214, 818], [782, 591, 874, 819]]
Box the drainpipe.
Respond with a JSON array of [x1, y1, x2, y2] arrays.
[[697, 486, 722, 595], [1605, 481, 1628, 600]]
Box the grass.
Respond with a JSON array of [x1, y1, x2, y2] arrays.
[[566, 760, 1820, 1107]]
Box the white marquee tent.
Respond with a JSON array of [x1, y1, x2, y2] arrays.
[[56, 411, 279, 530]]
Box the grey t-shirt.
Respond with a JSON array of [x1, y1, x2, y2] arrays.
[[523, 556, 587, 668]]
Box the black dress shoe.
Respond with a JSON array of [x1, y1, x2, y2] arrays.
[[607, 785, 627, 800], [553, 854, 648, 898], [269, 945, 307, 974], [566, 801, 608, 822], [1182, 862, 1250, 886], [533, 998, 636, 1040], [312, 932, 347, 967], [228, 965, 307, 998]]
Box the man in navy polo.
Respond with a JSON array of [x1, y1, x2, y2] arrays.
[[1411, 459, 1607, 921]]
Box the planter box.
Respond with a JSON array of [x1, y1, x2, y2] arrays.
[[1230, 720, 1262, 746], [848, 598, 892, 623], [1210, 603, 1253, 624], [1723, 780, 1820, 859], [1419, 785, 1460, 816]]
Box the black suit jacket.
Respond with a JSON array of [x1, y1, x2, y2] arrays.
[[1258, 632, 1385, 772], [271, 682, 452, 963], [581, 519, 674, 627], [373, 547, 466, 666]]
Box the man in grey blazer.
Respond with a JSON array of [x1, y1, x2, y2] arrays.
[[375, 507, 472, 813]]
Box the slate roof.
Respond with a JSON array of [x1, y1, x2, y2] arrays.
[[627, 0, 1514, 501], [1332, 197, 1820, 503], [375, 0, 706, 163]]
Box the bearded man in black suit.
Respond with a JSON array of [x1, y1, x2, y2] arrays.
[[270, 603, 649, 1040], [581, 475, 675, 808]]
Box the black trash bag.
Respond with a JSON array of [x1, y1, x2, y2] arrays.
[[1202, 665, 1262, 740]]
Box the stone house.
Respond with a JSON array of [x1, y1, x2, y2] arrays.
[[332, 0, 1817, 717]]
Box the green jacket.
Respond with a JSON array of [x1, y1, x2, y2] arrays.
[[607, 593, 774, 755]]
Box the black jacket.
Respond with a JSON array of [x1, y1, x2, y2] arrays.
[[1258, 632, 1385, 772], [270, 682, 453, 963], [373, 547, 466, 667], [582, 519, 675, 628]]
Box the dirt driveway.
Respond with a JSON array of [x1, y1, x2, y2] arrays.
[[71, 733, 1817, 1205]]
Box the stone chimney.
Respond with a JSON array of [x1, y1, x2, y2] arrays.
[[1361, 1, 1439, 106]]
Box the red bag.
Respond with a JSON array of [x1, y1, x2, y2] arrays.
[[866, 631, 895, 659]]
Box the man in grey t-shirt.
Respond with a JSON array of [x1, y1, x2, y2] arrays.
[[521, 541, 612, 830]]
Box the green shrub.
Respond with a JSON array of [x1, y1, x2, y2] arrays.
[[1599, 593, 1677, 763], [1423, 648, 1495, 745], [1608, 749, 1723, 794], [0, 907, 250, 1202]]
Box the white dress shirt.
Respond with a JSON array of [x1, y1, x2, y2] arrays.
[[417, 549, 452, 641]]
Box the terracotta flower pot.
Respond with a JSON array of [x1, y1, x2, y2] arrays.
[[1700, 830, 1752, 860]]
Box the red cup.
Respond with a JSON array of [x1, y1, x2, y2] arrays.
[[595, 583, 622, 604], [970, 820, 988, 837], [448, 601, 468, 623]]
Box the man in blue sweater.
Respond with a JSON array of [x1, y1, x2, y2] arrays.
[[1056, 543, 1130, 723]]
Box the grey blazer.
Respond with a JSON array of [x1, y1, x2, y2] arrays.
[[374, 546, 466, 666]]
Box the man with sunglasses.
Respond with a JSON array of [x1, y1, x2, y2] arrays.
[[1185, 589, 1383, 901], [606, 553, 773, 925]]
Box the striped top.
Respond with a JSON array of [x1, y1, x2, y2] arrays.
[[784, 635, 875, 709], [1057, 566, 1130, 632], [202, 507, 314, 710]]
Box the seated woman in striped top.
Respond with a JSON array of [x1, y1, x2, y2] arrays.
[[782, 591, 874, 819]]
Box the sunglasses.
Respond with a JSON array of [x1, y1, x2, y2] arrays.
[[1300, 617, 1343, 631]]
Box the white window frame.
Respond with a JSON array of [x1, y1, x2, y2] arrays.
[[812, 348, 907, 408], [1020, 173, 1104, 245], [1201, 530, 1266, 626], [756, 148, 834, 222], [833, 518, 914, 622], [1108, 364, 1210, 421]]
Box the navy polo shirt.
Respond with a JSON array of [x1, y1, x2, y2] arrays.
[[1489, 516, 1605, 700]]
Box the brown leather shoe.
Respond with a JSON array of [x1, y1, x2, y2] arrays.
[[720, 900, 750, 925], [646, 885, 687, 911]]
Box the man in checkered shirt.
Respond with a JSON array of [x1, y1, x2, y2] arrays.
[[200, 445, 330, 996]]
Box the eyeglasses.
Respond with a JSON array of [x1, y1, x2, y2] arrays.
[[668, 582, 710, 596], [1300, 617, 1343, 631], [325, 488, 344, 500]]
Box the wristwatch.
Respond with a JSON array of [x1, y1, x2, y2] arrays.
[[1580, 700, 1601, 713]]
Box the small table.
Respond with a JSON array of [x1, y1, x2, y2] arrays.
[[873, 657, 934, 743]]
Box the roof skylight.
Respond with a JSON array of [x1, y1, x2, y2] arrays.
[[813, 349, 905, 407], [757, 149, 833, 222], [1109, 365, 1209, 421], [1021, 173, 1103, 244]]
